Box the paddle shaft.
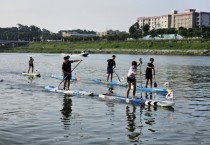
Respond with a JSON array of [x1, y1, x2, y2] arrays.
[[58, 60, 82, 88], [113, 69, 121, 82], [154, 72, 157, 87], [139, 58, 143, 98]]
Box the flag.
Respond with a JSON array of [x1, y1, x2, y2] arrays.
[[166, 91, 173, 100]]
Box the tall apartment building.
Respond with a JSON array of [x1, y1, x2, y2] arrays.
[[137, 9, 210, 30], [138, 15, 171, 30]]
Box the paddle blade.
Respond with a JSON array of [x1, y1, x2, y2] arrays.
[[154, 81, 157, 87]]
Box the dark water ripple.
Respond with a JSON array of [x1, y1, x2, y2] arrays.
[[0, 53, 210, 144]]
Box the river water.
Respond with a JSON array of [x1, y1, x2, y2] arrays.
[[0, 53, 210, 145]]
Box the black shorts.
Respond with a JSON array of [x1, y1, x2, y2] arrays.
[[29, 64, 34, 67], [145, 73, 153, 79], [107, 67, 113, 74], [127, 77, 136, 83], [64, 73, 72, 80]]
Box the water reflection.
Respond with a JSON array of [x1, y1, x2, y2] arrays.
[[60, 94, 72, 130], [144, 92, 153, 99], [126, 105, 141, 142], [25, 76, 40, 83]]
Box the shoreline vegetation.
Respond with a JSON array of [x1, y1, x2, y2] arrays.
[[1, 40, 210, 56]]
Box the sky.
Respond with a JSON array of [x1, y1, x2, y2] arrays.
[[0, 0, 209, 33]]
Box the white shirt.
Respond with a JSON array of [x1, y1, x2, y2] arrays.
[[127, 66, 137, 79]]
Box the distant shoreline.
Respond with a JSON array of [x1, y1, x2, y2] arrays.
[[1, 40, 210, 56]]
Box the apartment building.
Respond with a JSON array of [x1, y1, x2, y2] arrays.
[[138, 9, 210, 30], [138, 15, 171, 30], [171, 9, 196, 29]]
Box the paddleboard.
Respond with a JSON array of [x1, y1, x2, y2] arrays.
[[22, 72, 40, 77], [45, 85, 93, 96], [93, 79, 127, 86], [93, 79, 167, 93], [99, 94, 174, 107], [50, 75, 80, 81], [136, 86, 167, 93]]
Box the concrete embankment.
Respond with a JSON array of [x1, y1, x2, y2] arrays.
[[86, 48, 210, 56]]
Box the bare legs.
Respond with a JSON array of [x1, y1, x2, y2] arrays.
[[63, 80, 70, 90], [28, 66, 34, 73], [107, 73, 113, 82], [146, 79, 153, 88], [126, 81, 136, 99]]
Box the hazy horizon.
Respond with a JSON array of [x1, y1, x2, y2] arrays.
[[0, 0, 209, 33]]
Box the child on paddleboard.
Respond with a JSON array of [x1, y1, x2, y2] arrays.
[[126, 61, 141, 99], [28, 57, 34, 73], [107, 55, 116, 82], [62, 55, 82, 90], [145, 58, 155, 88]]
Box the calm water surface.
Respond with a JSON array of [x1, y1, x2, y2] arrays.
[[0, 53, 210, 145]]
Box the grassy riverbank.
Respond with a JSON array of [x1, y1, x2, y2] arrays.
[[1, 40, 210, 55]]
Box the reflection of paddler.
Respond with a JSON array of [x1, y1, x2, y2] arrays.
[[126, 105, 140, 141], [60, 94, 72, 130]]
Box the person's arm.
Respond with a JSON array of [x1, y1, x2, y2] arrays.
[[72, 59, 82, 63], [113, 61, 116, 70], [131, 69, 138, 75], [147, 63, 154, 69]]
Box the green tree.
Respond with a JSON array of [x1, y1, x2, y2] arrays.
[[129, 22, 142, 39], [143, 24, 150, 33]]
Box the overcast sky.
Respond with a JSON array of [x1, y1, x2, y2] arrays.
[[0, 0, 209, 33]]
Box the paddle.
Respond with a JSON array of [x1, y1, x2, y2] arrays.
[[139, 58, 143, 98], [58, 60, 82, 89], [113, 69, 121, 82], [154, 73, 157, 87]]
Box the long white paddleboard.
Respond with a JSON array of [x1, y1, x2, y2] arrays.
[[50, 75, 80, 81], [45, 85, 94, 96], [98, 94, 175, 107]]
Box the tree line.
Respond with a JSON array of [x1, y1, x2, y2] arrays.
[[0, 24, 61, 41], [1, 23, 210, 43]]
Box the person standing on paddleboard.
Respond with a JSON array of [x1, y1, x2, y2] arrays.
[[28, 57, 34, 73], [126, 61, 141, 99], [107, 55, 116, 82], [62, 56, 82, 90], [145, 58, 155, 88]]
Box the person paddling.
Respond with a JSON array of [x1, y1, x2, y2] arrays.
[[62, 56, 82, 90], [107, 55, 116, 82], [126, 61, 141, 99], [145, 58, 155, 88], [28, 57, 34, 73]]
